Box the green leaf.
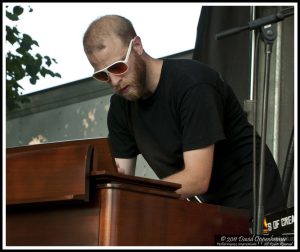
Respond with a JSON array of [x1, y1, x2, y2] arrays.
[[16, 46, 25, 55], [6, 79, 30, 111], [13, 6, 24, 16], [6, 10, 19, 21], [6, 5, 61, 112], [6, 26, 18, 45], [6, 6, 24, 21], [21, 52, 35, 65], [20, 34, 36, 51], [26, 64, 38, 77], [29, 77, 38, 84], [35, 53, 43, 66], [40, 67, 47, 77], [44, 56, 51, 66]]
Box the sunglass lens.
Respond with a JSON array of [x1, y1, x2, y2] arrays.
[[108, 62, 128, 74], [93, 71, 109, 82]]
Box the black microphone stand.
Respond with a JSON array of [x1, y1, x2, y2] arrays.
[[256, 24, 277, 235], [215, 7, 294, 235]]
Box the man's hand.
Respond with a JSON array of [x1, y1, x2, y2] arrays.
[[115, 157, 137, 175], [116, 162, 126, 174]]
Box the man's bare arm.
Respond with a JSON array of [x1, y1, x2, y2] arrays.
[[162, 145, 214, 198]]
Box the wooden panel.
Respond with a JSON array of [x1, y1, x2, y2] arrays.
[[7, 144, 92, 204], [89, 138, 117, 173], [6, 199, 100, 246], [6, 141, 250, 246], [6, 171, 250, 246], [91, 170, 181, 197], [98, 183, 250, 246], [7, 137, 117, 173]]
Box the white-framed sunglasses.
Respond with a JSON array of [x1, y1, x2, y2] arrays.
[[92, 38, 134, 82]]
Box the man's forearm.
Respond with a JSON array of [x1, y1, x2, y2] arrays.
[[162, 168, 209, 199]]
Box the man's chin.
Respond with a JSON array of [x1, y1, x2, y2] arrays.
[[115, 83, 144, 101], [116, 90, 140, 101], [122, 93, 140, 101]]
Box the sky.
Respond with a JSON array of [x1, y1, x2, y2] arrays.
[[4, 2, 203, 94]]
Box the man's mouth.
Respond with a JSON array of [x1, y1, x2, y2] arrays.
[[120, 85, 130, 94]]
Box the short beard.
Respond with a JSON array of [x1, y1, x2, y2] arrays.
[[116, 56, 147, 101]]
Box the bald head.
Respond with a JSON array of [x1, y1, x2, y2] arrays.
[[83, 15, 137, 55]]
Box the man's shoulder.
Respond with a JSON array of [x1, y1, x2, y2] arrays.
[[163, 59, 220, 83], [163, 58, 214, 70], [161, 59, 222, 95]]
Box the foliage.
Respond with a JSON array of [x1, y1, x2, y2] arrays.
[[6, 5, 61, 111]]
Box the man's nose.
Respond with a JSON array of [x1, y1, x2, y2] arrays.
[[109, 74, 122, 87]]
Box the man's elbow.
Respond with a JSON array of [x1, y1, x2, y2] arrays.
[[193, 178, 210, 195], [179, 178, 210, 199]]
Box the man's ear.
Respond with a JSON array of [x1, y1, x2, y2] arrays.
[[133, 36, 144, 55]]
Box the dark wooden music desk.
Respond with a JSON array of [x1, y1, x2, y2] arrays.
[[6, 138, 250, 246]]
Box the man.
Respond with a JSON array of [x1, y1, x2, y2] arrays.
[[83, 15, 286, 218]]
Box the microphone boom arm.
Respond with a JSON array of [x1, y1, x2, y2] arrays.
[[215, 7, 294, 40]]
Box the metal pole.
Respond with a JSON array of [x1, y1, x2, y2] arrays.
[[256, 42, 273, 235]]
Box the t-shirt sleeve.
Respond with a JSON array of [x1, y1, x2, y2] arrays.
[[179, 82, 226, 151], [107, 95, 139, 158]]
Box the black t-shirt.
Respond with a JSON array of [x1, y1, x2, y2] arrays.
[[108, 58, 285, 217]]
